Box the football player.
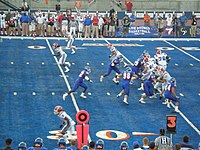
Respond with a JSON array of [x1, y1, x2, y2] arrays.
[[154, 49, 171, 70], [54, 106, 76, 136], [63, 66, 92, 100], [160, 77, 180, 112], [117, 67, 138, 105], [139, 72, 157, 104], [100, 55, 124, 84], [66, 32, 77, 54], [52, 42, 71, 73]]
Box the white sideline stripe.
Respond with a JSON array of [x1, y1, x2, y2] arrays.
[[46, 39, 92, 141], [164, 40, 200, 62], [105, 39, 200, 136], [1, 36, 200, 41], [170, 102, 200, 135]]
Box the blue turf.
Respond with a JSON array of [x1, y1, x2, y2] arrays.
[[0, 38, 199, 149]]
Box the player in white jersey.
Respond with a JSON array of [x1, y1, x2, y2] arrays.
[[77, 15, 84, 38], [54, 106, 76, 143], [151, 66, 171, 98], [0, 12, 7, 35], [67, 33, 77, 54], [154, 49, 170, 70], [52, 42, 71, 72], [138, 56, 156, 90]]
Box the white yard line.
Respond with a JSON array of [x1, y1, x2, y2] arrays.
[[105, 39, 200, 136], [46, 39, 80, 112], [164, 40, 200, 62], [46, 39, 92, 141]]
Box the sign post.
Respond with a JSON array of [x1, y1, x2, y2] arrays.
[[76, 110, 90, 149], [166, 115, 177, 147]]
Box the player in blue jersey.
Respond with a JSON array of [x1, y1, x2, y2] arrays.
[[63, 66, 92, 100], [117, 67, 138, 105], [100, 55, 123, 84], [27, 137, 47, 150], [160, 77, 180, 112], [139, 72, 156, 104]]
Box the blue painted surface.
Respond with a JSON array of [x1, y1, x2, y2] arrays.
[[0, 38, 199, 149]]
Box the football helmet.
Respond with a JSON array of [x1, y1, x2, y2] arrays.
[[107, 43, 112, 48], [85, 66, 91, 74], [95, 139, 104, 149], [58, 137, 66, 147], [170, 77, 176, 84], [156, 49, 162, 55], [33, 137, 43, 147], [142, 50, 149, 57], [18, 142, 27, 150], [52, 42, 58, 49], [120, 141, 129, 150], [54, 105, 63, 115], [118, 55, 123, 62], [81, 145, 89, 150], [144, 57, 149, 63], [125, 67, 132, 72]]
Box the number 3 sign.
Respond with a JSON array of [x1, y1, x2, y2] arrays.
[[166, 115, 177, 134]]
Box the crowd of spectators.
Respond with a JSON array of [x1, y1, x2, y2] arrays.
[[1, 131, 199, 150], [0, 7, 198, 38]]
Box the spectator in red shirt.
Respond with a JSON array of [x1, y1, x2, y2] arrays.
[[57, 13, 64, 36], [125, 1, 133, 11], [92, 15, 99, 38]]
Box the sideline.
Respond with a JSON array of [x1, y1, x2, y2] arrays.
[[1, 36, 200, 41]]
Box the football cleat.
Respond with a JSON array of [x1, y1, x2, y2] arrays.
[[149, 94, 157, 99], [62, 93, 68, 101], [167, 102, 171, 108], [112, 77, 119, 84], [137, 87, 144, 91], [80, 93, 87, 99], [100, 75, 104, 82], [139, 99, 146, 104], [123, 99, 129, 105], [71, 49, 76, 54]]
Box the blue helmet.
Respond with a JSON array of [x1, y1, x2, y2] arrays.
[[170, 77, 176, 85], [125, 67, 132, 72], [142, 50, 149, 57], [120, 141, 129, 150], [58, 137, 66, 147], [96, 139, 104, 149], [118, 55, 123, 62], [85, 66, 91, 74], [170, 77, 176, 82], [81, 145, 89, 150], [18, 142, 27, 150], [33, 137, 43, 147]]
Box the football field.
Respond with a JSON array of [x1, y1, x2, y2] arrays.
[[0, 36, 200, 149]]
